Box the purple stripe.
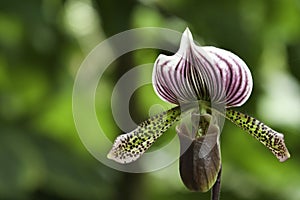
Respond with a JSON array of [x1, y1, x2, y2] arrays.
[[210, 51, 234, 102], [226, 57, 242, 104], [227, 56, 248, 105]]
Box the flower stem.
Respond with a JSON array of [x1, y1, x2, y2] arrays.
[[211, 165, 222, 200]]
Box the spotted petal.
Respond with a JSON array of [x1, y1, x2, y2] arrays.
[[226, 109, 290, 162], [152, 28, 253, 108], [107, 106, 181, 164]]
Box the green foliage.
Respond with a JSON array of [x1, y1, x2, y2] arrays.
[[1, 0, 300, 199]]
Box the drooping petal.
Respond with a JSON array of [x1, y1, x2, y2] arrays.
[[107, 106, 181, 164], [226, 109, 290, 162], [152, 28, 253, 108]]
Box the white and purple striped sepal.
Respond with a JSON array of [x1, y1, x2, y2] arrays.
[[152, 28, 253, 108]]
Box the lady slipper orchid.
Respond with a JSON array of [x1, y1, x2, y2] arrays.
[[107, 28, 290, 199]]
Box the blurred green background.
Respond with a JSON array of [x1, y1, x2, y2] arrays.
[[1, 0, 300, 199]]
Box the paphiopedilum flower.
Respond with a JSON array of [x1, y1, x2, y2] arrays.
[[107, 28, 290, 199]]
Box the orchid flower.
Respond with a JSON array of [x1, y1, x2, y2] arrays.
[[107, 28, 290, 199]]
